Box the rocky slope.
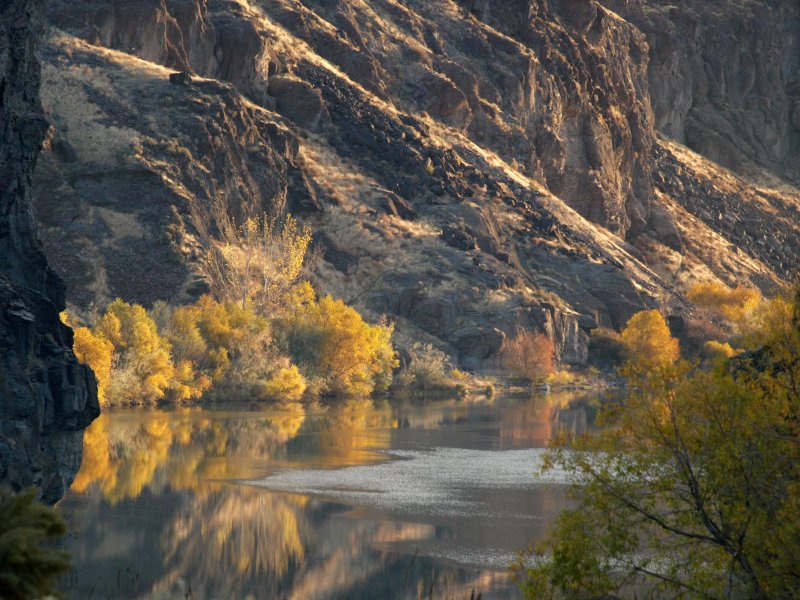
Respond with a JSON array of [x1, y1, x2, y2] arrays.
[[0, 0, 99, 503], [32, 0, 799, 369]]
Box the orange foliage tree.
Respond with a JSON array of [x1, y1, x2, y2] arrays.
[[500, 329, 555, 382], [72, 326, 114, 405]]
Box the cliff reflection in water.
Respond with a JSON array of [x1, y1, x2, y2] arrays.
[[60, 393, 597, 599]]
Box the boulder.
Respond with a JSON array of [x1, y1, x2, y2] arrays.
[[52, 137, 77, 163], [378, 190, 417, 220], [440, 223, 479, 251], [268, 76, 330, 132], [169, 70, 192, 85], [449, 325, 505, 363]]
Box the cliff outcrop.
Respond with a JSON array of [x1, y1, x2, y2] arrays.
[[0, 0, 99, 503], [33, 0, 799, 369], [601, 0, 800, 183]]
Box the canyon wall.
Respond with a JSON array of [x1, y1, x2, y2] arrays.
[[602, 0, 800, 183], [31, 0, 800, 368], [0, 0, 99, 503]]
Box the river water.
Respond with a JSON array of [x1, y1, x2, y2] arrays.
[[58, 393, 597, 599]]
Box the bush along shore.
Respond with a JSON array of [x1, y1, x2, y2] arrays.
[[67, 215, 795, 407]]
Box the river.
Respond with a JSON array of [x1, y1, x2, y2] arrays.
[[58, 392, 597, 599]]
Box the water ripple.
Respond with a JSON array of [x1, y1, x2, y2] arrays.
[[249, 447, 572, 518]]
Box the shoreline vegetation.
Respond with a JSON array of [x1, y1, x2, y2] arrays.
[[61, 213, 608, 409], [64, 214, 401, 407], [64, 214, 795, 410], [514, 280, 800, 599]]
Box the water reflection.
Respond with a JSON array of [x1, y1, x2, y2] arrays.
[[59, 393, 597, 599]]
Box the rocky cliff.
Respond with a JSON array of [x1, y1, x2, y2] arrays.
[[601, 0, 800, 183], [0, 0, 99, 504], [32, 0, 799, 368]]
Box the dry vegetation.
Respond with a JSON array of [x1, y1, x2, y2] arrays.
[[500, 329, 555, 383]]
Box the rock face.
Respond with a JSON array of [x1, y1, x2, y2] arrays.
[[0, 0, 99, 503], [33, 0, 800, 368], [601, 0, 800, 183]]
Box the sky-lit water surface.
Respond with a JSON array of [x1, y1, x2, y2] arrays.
[[58, 393, 597, 599]]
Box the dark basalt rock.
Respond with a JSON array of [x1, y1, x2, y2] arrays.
[[52, 137, 78, 163], [440, 223, 479, 251], [169, 70, 192, 85], [268, 76, 330, 132], [0, 0, 99, 503]]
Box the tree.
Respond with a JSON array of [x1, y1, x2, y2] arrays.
[[256, 365, 307, 403], [278, 282, 397, 396], [688, 281, 761, 323], [72, 326, 114, 405], [207, 214, 312, 312], [619, 309, 680, 369], [500, 329, 555, 382], [96, 299, 175, 404], [514, 285, 800, 599]]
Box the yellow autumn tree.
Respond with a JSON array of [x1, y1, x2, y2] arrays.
[[169, 359, 212, 402], [687, 281, 761, 322], [619, 309, 680, 370], [207, 214, 312, 312], [688, 281, 796, 352], [279, 283, 397, 396], [734, 291, 794, 350], [195, 297, 275, 389], [515, 283, 800, 600], [72, 326, 114, 405], [96, 300, 175, 404], [256, 365, 307, 403]]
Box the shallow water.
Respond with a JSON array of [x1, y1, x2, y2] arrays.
[[58, 393, 597, 599]]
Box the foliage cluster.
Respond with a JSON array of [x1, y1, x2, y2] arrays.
[[514, 284, 800, 599], [393, 342, 468, 395], [687, 281, 761, 322], [500, 329, 555, 382], [73, 290, 395, 405], [687, 280, 794, 351], [207, 214, 312, 312], [71, 215, 396, 404], [0, 487, 70, 600], [276, 282, 397, 397], [618, 309, 680, 369]]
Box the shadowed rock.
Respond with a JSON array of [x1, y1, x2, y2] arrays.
[[0, 0, 99, 503]]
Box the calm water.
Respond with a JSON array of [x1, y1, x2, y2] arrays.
[[58, 393, 597, 599]]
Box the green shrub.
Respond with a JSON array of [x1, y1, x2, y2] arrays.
[[587, 327, 626, 368], [0, 487, 70, 600]]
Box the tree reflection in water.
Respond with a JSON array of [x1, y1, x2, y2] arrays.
[[60, 393, 597, 599]]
